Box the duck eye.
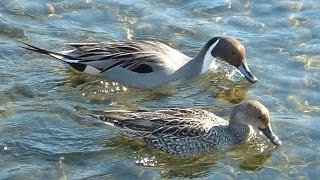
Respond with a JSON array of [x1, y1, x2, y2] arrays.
[[258, 115, 262, 119], [232, 51, 236, 55]]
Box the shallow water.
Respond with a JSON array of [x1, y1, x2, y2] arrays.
[[1, 0, 320, 179]]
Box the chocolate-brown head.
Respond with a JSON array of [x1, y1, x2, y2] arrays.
[[210, 36, 258, 83]]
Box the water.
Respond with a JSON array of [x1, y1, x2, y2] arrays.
[[1, 0, 319, 179]]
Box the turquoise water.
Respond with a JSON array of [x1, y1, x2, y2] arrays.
[[1, 0, 320, 179]]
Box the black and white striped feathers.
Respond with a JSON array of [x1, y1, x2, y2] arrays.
[[21, 41, 167, 74]]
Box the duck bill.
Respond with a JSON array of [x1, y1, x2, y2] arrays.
[[259, 126, 282, 146], [237, 62, 258, 83]]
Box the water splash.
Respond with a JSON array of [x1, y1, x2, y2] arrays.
[[135, 156, 158, 167]]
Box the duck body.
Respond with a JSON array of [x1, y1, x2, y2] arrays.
[[22, 36, 257, 89], [89, 41, 200, 89], [90, 100, 281, 157]]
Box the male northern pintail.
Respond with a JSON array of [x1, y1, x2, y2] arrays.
[[22, 36, 257, 89], [90, 100, 282, 157]]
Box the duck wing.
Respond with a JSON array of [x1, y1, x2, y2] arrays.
[[66, 41, 165, 73], [90, 108, 228, 138]]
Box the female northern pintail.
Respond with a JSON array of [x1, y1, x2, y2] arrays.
[[90, 100, 282, 157], [22, 36, 257, 89]]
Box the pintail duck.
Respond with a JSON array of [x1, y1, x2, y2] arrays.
[[22, 36, 257, 89], [90, 100, 282, 157]]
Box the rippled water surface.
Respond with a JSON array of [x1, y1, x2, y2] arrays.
[[1, 0, 320, 179]]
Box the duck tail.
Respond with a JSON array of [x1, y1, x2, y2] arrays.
[[88, 113, 143, 138], [20, 42, 94, 72], [87, 114, 127, 128], [20, 42, 81, 63]]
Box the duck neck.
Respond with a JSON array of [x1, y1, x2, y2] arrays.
[[169, 37, 221, 81], [168, 57, 204, 81], [228, 105, 254, 143], [227, 124, 254, 144], [206, 124, 252, 147], [194, 37, 220, 74]]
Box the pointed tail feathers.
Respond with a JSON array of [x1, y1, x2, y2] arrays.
[[88, 114, 143, 138], [20, 42, 93, 72], [20, 42, 79, 62], [87, 114, 128, 128]]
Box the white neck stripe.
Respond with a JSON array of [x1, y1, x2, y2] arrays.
[[201, 38, 220, 73]]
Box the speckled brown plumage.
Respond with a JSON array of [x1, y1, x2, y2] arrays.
[[90, 100, 282, 157]]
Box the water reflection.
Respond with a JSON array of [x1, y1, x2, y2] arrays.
[[240, 152, 272, 171], [157, 143, 276, 178]]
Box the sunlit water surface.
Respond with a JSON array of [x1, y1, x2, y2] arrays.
[[1, 0, 320, 179]]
